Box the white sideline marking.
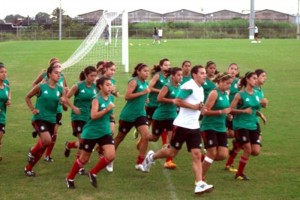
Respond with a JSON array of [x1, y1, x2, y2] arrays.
[[152, 142, 179, 200]]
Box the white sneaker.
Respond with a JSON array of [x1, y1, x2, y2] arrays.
[[142, 150, 154, 172], [135, 164, 145, 171], [194, 181, 214, 194], [106, 161, 114, 172]]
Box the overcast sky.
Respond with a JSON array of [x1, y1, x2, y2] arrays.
[[0, 0, 299, 19]]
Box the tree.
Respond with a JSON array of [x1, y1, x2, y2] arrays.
[[35, 12, 50, 25]]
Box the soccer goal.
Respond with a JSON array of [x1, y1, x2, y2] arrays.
[[61, 10, 129, 75]]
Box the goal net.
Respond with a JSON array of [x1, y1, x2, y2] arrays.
[[61, 10, 129, 77]]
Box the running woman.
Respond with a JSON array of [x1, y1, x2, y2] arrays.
[[65, 76, 115, 189], [24, 64, 79, 176], [200, 72, 233, 181], [0, 63, 11, 161], [113, 63, 150, 171], [148, 67, 182, 169], [180, 60, 192, 84], [64, 66, 97, 161]]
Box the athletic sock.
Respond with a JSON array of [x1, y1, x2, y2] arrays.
[[31, 140, 44, 155], [67, 141, 77, 149], [45, 134, 57, 157], [237, 156, 249, 175], [136, 155, 145, 164], [67, 158, 84, 180], [161, 131, 168, 145], [225, 148, 239, 166], [90, 157, 111, 175]]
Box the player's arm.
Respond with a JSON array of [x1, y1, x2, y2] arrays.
[[124, 80, 149, 100], [148, 73, 160, 93], [157, 85, 174, 104], [230, 93, 252, 114], [25, 85, 41, 114]]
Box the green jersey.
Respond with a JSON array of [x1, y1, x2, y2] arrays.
[[202, 78, 216, 103], [181, 75, 191, 84], [201, 89, 230, 132], [43, 72, 66, 113], [254, 85, 265, 122], [0, 84, 10, 124], [33, 83, 63, 123], [119, 78, 149, 122], [71, 81, 97, 122], [152, 82, 180, 120], [81, 95, 113, 139], [229, 78, 239, 103], [147, 72, 169, 107], [4, 79, 9, 86], [233, 90, 261, 130]]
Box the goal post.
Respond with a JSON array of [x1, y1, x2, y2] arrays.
[[61, 10, 129, 75]]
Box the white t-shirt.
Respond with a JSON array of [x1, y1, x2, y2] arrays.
[[254, 26, 258, 33], [158, 29, 163, 37], [173, 79, 204, 129]]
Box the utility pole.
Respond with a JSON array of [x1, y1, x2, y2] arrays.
[[59, 0, 62, 40], [249, 0, 255, 39], [297, 0, 300, 39]]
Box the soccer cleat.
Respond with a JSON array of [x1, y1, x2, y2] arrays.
[[164, 160, 177, 169], [142, 150, 154, 172], [44, 156, 54, 162], [27, 149, 35, 164], [66, 178, 75, 189], [135, 164, 145, 171], [235, 174, 250, 180], [88, 172, 98, 188], [24, 168, 36, 177], [194, 181, 214, 194], [225, 165, 238, 172], [78, 168, 86, 175], [64, 142, 70, 158], [106, 161, 114, 172]]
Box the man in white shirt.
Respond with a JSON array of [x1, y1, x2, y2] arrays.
[[142, 65, 214, 195]]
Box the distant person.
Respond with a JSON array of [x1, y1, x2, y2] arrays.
[[152, 27, 159, 44], [158, 27, 163, 44], [254, 26, 259, 43], [103, 26, 109, 46]]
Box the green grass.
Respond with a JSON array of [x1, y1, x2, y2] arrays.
[[0, 39, 300, 200]]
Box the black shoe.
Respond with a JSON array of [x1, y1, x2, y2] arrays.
[[88, 172, 97, 188], [64, 142, 70, 158], [27, 149, 35, 164], [24, 168, 36, 177], [32, 131, 38, 138], [78, 168, 86, 175], [66, 178, 75, 189]]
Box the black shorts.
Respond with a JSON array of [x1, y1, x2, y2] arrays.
[[32, 120, 55, 136], [118, 116, 149, 134], [235, 129, 261, 145], [0, 124, 5, 134], [254, 33, 259, 38], [71, 120, 86, 137], [152, 119, 174, 136], [56, 113, 62, 125], [170, 126, 202, 152], [79, 135, 114, 153], [145, 106, 157, 121], [201, 130, 228, 149]]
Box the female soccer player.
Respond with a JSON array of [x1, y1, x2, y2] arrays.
[[0, 63, 11, 161], [230, 71, 267, 180], [200, 72, 233, 180], [65, 76, 115, 189], [64, 66, 97, 160], [32, 59, 68, 162], [24, 64, 79, 177], [113, 63, 150, 171], [148, 67, 182, 169], [180, 60, 192, 84], [203, 61, 217, 103]]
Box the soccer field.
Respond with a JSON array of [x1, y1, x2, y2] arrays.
[[0, 39, 299, 200]]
